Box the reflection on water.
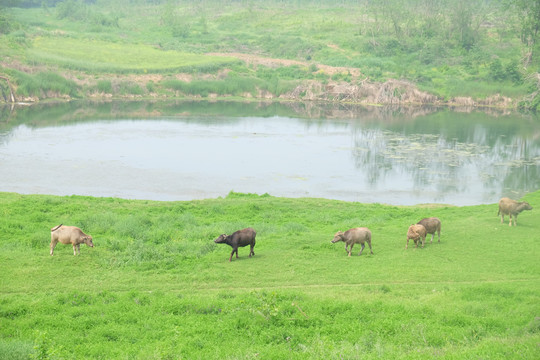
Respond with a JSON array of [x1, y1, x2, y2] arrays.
[[350, 128, 539, 204], [0, 101, 539, 205]]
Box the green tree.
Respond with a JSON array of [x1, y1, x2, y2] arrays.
[[450, 0, 485, 50], [509, 0, 540, 66]]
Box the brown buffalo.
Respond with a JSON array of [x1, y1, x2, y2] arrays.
[[406, 224, 426, 249], [50, 224, 94, 256], [417, 217, 441, 244], [331, 227, 373, 257], [214, 227, 256, 262], [498, 197, 533, 226]]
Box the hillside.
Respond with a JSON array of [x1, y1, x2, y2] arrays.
[[0, 0, 539, 110]]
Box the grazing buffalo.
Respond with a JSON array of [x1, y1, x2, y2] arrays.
[[498, 197, 533, 226], [50, 224, 94, 256], [406, 224, 426, 249], [331, 227, 373, 257], [417, 217, 441, 244], [214, 227, 256, 262]]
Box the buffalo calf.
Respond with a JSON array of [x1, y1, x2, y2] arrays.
[[406, 224, 426, 249]]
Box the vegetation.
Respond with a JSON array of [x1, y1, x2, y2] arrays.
[[0, 190, 539, 359], [0, 0, 539, 108]]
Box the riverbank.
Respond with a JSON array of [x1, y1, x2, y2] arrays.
[[0, 58, 523, 109]]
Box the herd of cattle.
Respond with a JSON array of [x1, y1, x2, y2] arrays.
[[49, 197, 532, 261]]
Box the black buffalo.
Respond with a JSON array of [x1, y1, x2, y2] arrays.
[[214, 227, 256, 262]]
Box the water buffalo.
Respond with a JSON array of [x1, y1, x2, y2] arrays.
[[498, 197, 533, 226], [406, 224, 426, 249], [417, 217, 441, 244], [50, 224, 94, 256], [214, 227, 256, 262], [331, 227, 373, 257]]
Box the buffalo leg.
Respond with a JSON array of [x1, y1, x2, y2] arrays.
[[348, 244, 354, 257], [406, 238, 409, 249], [367, 241, 374, 254], [229, 250, 234, 262], [500, 215, 504, 224], [50, 240, 58, 256], [430, 234, 434, 244], [358, 243, 365, 256], [249, 244, 254, 257]]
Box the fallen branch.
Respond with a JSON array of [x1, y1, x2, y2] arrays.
[[292, 302, 309, 319]]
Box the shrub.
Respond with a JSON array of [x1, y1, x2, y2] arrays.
[[504, 60, 522, 84], [0, 10, 16, 35], [488, 59, 505, 82], [117, 81, 144, 95], [146, 81, 155, 93], [96, 80, 112, 93]]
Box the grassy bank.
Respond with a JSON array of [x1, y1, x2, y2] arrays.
[[0, 191, 539, 359]]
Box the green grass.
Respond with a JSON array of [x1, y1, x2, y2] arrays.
[[28, 37, 239, 74], [1, 191, 539, 359]]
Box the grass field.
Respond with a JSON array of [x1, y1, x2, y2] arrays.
[[0, 191, 539, 359], [29, 37, 239, 73]]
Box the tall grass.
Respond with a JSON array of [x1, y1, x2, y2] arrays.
[[5, 68, 79, 98], [0, 191, 539, 358]]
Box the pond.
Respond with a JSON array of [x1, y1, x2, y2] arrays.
[[1, 101, 539, 205]]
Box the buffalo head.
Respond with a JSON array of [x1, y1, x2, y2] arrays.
[[214, 234, 228, 244], [331, 231, 345, 243]]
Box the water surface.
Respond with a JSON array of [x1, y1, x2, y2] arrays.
[[1, 101, 538, 205]]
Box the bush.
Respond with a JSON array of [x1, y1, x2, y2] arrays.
[[0, 10, 16, 35], [488, 58, 523, 84], [488, 59, 505, 82], [504, 60, 522, 84], [56, 0, 88, 21], [117, 81, 144, 95], [146, 81, 155, 93], [96, 80, 112, 93]]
